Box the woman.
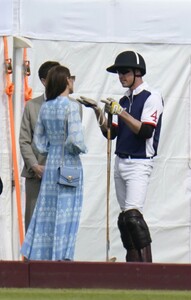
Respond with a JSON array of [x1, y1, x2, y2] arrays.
[[21, 65, 87, 261]]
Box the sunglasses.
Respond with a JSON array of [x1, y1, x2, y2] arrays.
[[69, 75, 76, 81], [117, 69, 132, 75]]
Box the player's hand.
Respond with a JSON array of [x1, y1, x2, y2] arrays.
[[101, 98, 124, 115], [76, 96, 98, 108], [101, 98, 114, 114]]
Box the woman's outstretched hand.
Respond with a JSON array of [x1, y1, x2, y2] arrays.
[[76, 96, 98, 108]]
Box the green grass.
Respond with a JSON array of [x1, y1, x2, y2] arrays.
[[0, 288, 191, 300]]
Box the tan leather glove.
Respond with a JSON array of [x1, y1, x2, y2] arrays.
[[76, 96, 98, 108]]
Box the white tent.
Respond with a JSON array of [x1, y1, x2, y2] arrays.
[[0, 0, 191, 263]]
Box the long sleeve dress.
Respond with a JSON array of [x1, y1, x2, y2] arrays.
[[21, 96, 87, 261]]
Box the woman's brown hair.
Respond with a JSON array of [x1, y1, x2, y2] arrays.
[[46, 65, 71, 101]]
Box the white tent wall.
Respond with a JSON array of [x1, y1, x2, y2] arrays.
[[0, 0, 191, 262]]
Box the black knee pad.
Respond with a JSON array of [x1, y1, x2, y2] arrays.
[[124, 209, 152, 249], [118, 212, 135, 250]]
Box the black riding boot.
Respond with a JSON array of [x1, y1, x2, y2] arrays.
[[126, 249, 142, 262], [140, 244, 152, 262]]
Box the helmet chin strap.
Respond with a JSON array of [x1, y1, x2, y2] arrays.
[[128, 70, 136, 89], [128, 69, 142, 89]]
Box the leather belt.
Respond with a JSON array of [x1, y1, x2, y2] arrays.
[[117, 153, 153, 159]]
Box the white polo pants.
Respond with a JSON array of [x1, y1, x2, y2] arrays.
[[114, 156, 154, 213]]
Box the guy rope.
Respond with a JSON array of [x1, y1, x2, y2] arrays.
[[23, 48, 32, 102]]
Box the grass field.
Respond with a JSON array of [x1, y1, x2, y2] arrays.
[[0, 288, 191, 300]]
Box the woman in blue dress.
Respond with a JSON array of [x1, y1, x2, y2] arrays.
[[21, 65, 87, 261]]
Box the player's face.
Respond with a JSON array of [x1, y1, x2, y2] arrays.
[[117, 68, 134, 88]]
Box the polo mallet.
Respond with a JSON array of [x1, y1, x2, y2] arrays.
[[100, 98, 117, 262], [106, 112, 112, 261]]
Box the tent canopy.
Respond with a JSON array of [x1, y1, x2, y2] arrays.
[[1, 0, 191, 44]]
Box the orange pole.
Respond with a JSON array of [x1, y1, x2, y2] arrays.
[[3, 36, 24, 248], [23, 48, 32, 102]]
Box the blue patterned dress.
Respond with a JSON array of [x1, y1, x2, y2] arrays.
[[21, 96, 87, 260]]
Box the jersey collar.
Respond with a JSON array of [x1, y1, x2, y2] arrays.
[[124, 82, 149, 97]]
